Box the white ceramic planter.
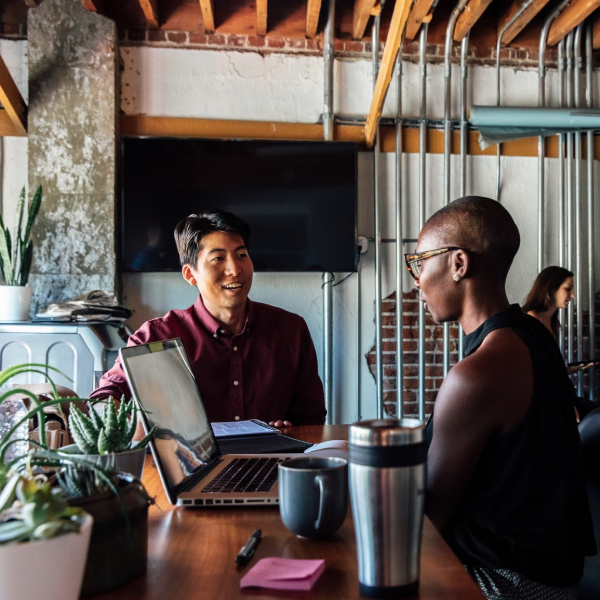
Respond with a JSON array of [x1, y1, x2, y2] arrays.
[[0, 286, 32, 321], [0, 513, 93, 600]]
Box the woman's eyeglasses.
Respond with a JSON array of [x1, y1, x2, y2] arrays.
[[404, 247, 462, 280]]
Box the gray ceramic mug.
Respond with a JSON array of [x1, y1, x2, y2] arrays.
[[278, 456, 348, 537]]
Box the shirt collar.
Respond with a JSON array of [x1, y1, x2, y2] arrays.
[[193, 295, 253, 337]]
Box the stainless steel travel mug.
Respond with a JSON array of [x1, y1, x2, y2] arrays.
[[349, 418, 426, 598]]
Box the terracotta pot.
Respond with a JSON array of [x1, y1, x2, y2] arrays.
[[69, 475, 150, 597], [0, 514, 93, 600]]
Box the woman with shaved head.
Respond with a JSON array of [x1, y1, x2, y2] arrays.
[[406, 196, 594, 600]]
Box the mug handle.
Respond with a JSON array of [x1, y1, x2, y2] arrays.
[[314, 473, 332, 531]]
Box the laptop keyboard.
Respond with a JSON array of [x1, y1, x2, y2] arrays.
[[202, 457, 282, 494]]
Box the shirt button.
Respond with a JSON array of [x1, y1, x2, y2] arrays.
[[233, 346, 238, 351], [220, 329, 226, 334], [233, 380, 239, 386], [234, 416, 240, 421], [213, 333, 218, 339]]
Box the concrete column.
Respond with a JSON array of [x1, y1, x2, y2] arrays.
[[27, 0, 119, 313]]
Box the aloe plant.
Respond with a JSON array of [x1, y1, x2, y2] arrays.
[[69, 397, 155, 455], [0, 185, 42, 286]]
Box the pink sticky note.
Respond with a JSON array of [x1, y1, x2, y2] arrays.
[[240, 558, 326, 591]]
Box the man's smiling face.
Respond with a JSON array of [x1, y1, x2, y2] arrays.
[[186, 231, 253, 313]]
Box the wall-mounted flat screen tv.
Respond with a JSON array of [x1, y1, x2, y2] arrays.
[[121, 138, 358, 273]]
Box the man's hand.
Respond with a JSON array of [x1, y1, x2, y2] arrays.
[[268, 420, 292, 428]]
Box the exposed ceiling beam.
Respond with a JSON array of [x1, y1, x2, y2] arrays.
[[0, 109, 26, 137], [81, 0, 99, 11], [306, 0, 323, 39], [138, 0, 159, 29], [353, 0, 379, 40], [453, 0, 494, 42], [22, 0, 39, 7], [405, 0, 436, 41], [547, 0, 600, 46], [593, 11, 600, 48], [257, 0, 267, 36], [199, 0, 215, 34], [0, 55, 26, 136], [497, 0, 552, 46], [365, 0, 412, 148]]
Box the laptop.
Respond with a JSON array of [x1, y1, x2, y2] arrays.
[[120, 338, 303, 507]]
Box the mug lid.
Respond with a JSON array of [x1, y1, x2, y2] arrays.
[[349, 418, 424, 447]]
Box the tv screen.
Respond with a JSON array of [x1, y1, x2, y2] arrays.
[[121, 138, 358, 273]]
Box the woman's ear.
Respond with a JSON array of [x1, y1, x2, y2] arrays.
[[182, 264, 197, 287]]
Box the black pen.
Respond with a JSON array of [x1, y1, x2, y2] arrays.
[[235, 529, 262, 565]]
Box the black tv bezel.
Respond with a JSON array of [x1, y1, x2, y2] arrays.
[[120, 136, 359, 274]]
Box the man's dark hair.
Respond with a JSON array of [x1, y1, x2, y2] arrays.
[[425, 196, 520, 283], [174, 209, 251, 268]]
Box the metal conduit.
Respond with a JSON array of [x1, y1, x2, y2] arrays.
[[586, 22, 596, 402], [372, 9, 385, 419], [395, 46, 404, 418], [418, 24, 428, 422], [558, 40, 566, 354], [322, 0, 335, 424], [458, 32, 469, 361], [574, 24, 584, 395], [443, 0, 468, 376], [495, 0, 535, 202], [566, 30, 575, 365]]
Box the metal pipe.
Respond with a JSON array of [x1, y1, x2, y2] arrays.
[[323, 0, 335, 142], [323, 272, 333, 423], [558, 39, 566, 354], [356, 258, 362, 420], [443, 0, 468, 376], [586, 20, 596, 401], [566, 30, 574, 365], [574, 24, 584, 394], [458, 32, 469, 361], [395, 45, 404, 419], [418, 24, 428, 422], [372, 11, 384, 419], [495, 0, 536, 202]]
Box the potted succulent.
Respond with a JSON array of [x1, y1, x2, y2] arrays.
[[0, 185, 43, 321], [61, 395, 156, 480], [1, 363, 154, 597]]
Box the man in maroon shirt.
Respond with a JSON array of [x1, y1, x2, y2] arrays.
[[90, 210, 326, 426]]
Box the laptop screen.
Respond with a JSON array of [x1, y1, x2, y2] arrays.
[[120, 339, 220, 490]]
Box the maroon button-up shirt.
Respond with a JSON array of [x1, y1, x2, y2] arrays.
[[90, 296, 326, 425]]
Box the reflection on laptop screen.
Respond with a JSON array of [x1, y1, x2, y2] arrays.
[[123, 340, 220, 487]]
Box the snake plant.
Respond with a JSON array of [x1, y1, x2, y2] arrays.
[[0, 185, 42, 286], [69, 397, 155, 455]]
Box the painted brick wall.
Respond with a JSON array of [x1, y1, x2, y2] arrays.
[[368, 291, 600, 419]]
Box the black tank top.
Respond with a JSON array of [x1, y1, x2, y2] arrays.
[[428, 305, 595, 586]]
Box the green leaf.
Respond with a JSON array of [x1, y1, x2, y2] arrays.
[[19, 240, 32, 286], [23, 186, 42, 248], [0, 520, 30, 544], [0, 225, 13, 285]]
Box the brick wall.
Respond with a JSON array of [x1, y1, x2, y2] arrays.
[[368, 291, 600, 419]]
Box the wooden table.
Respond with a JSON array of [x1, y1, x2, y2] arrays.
[[93, 425, 484, 600]]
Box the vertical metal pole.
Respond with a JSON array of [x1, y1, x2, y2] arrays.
[[558, 40, 566, 354], [443, 0, 468, 376], [322, 0, 335, 424], [373, 14, 384, 419], [574, 24, 584, 395], [566, 30, 575, 365], [418, 24, 428, 422], [458, 32, 469, 361], [586, 21, 596, 402], [356, 261, 362, 420], [395, 47, 404, 418]]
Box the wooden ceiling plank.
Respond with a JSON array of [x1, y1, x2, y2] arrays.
[[0, 55, 26, 136], [81, 0, 99, 11], [199, 0, 215, 34], [593, 11, 600, 48], [364, 0, 412, 148], [306, 0, 323, 39], [547, 0, 600, 46], [453, 0, 494, 42], [353, 0, 378, 40], [138, 0, 159, 29], [22, 0, 39, 7], [257, 0, 268, 36], [405, 0, 436, 41], [0, 109, 25, 137], [498, 0, 552, 46]]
